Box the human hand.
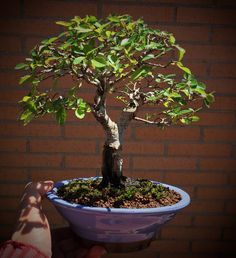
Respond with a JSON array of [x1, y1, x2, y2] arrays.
[[51, 227, 107, 258]]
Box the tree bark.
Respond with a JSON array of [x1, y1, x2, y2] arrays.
[[101, 144, 124, 187], [92, 81, 141, 187]]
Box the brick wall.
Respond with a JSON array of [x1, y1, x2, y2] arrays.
[[0, 0, 235, 257]]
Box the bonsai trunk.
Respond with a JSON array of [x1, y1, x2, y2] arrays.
[[93, 83, 139, 187], [101, 144, 124, 187], [100, 119, 125, 187]]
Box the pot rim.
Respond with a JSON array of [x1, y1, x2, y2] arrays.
[[47, 177, 190, 214]]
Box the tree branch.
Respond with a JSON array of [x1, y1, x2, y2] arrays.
[[134, 116, 168, 126], [143, 60, 173, 68]]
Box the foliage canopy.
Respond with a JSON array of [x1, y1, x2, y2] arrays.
[[16, 14, 214, 127]]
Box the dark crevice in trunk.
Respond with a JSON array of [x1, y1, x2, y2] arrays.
[[100, 144, 126, 187]]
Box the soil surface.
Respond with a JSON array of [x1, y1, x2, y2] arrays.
[[57, 178, 182, 209]]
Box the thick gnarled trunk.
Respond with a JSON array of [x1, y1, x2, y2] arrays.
[[101, 144, 124, 187], [92, 81, 140, 187]]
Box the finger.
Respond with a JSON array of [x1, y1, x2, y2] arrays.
[[84, 245, 107, 258], [36, 181, 54, 196]]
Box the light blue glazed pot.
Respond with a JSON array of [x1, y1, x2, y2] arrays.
[[47, 177, 190, 251]]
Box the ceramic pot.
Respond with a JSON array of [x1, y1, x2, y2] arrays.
[[47, 177, 190, 252]]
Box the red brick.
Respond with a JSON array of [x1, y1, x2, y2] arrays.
[[0, 36, 21, 52], [124, 142, 164, 155], [200, 158, 236, 171], [194, 215, 235, 227], [0, 55, 25, 69], [149, 239, 189, 252], [225, 201, 236, 214], [162, 227, 221, 240], [24, 0, 97, 18], [0, 106, 19, 120], [160, 25, 209, 42], [0, 197, 19, 210], [228, 173, 236, 185], [204, 128, 236, 141], [210, 63, 236, 77], [205, 79, 236, 94], [187, 62, 208, 77], [0, 72, 20, 87], [0, 168, 28, 181], [197, 187, 236, 199], [30, 140, 97, 154], [132, 157, 196, 170], [168, 214, 193, 226], [65, 125, 104, 139], [0, 0, 20, 17], [0, 90, 29, 104], [0, 19, 60, 36], [0, 139, 26, 152], [192, 240, 235, 253], [196, 112, 235, 126], [0, 183, 25, 196], [210, 96, 236, 110], [165, 172, 227, 186], [187, 200, 224, 213], [212, 27, 236, 44], [30, 169, 97, 182], [103, 5, 174, 22], [130, 171, 164, 181], [135, 127, 200, 141], [25, 37, 44, 51], [65, 155, 101, 169], [177, 7, 236, 25], [185, 45, 236, 61], [0, 123, 61, 137], [0, 154, 62, 168], [168, 143, 230, 157]]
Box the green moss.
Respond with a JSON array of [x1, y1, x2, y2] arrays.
[[57, 178, 181, 208]]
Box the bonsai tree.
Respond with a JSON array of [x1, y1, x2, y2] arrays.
[[15, 14, 214, 188]]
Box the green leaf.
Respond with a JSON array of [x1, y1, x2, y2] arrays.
[[206, 93, 215, 103], [105, 30, 111, 38], [169, 35, 176, 44], [15, 63, 28, 70], [75, 108, 85, 119], [175, 45, 185, 61], [191, 116, 200, 122], [91, 56, 107, 68], [176, 62, 191, 74], [180, 117, 191, 124], [75, 25, 92, 33], [19, 75, 32, 85], [108, 16, 120, 23], [178, 108, 194, 115], [20, 110, 34, 125], [73, 57, 85, 65], [131, 66, 151, 80], [56, 21, 72, 27], [142, 54, 155, 62], [21, 96, 31, 102], [41, 37, 58, 45], [120, 38, 129, 46]]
